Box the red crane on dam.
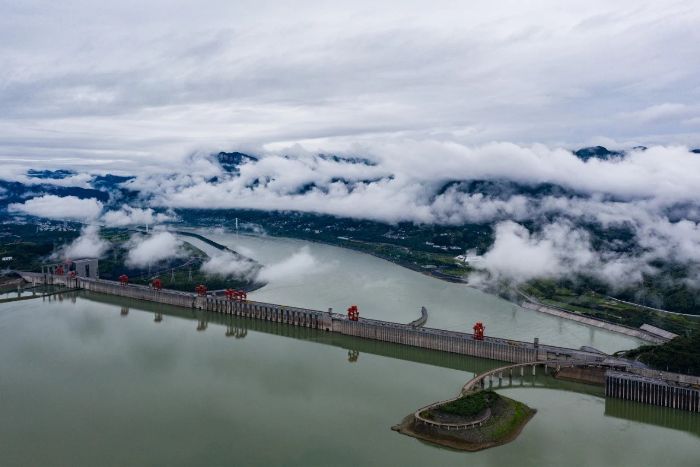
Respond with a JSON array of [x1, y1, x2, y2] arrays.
[[473, 321, 485, 340], [55, 265, 65, 275], [152, 278, 162, 290], [195, 284, 208, 296], [347, 305, 359, 321], [224, 289, 247, 301], [119, 274, 129, 286]]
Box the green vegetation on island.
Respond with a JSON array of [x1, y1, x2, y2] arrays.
[[393, 391, 536, 452], [434, 390, 498, 418]]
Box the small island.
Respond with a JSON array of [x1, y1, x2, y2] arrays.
[[392, 391, 535, 452]]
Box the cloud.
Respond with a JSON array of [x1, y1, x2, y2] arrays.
[[62, 225, 110, 259], [481, 221, 591, 282], [135, 143, 700, 224], [101, 205, 174, 227], [200, 251, 259, 279], [480, 220, 649, 286], [125, 231, 185, 268], [0, 1, 699, 169], [257, 247, 318, 282], [8, 195, 103, 221], [620, 103, 691, 123], [200, 245, 317, 283]]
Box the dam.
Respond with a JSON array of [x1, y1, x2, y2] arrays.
[[17, 271, 700, 413]]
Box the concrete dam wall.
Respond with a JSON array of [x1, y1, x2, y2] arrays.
[[20, 272, 602, 365], [606, 371, 700, 413], [20, 272, 700, 412]]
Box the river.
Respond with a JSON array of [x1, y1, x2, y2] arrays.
[[189, 231, 643, 354], [1, 232, 699, 466]]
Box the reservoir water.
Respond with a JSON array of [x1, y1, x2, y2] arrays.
[[1, 232, 699, 466], [1, 293, 699, 466]]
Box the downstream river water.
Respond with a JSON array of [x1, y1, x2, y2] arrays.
[[1, 232, 699, 466]]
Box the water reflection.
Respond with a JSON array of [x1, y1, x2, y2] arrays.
[[83, 290, 608, 394], [70, 289, 700, 442], [605, 398, 700, 438], [4, 290, 700, 466], [225, 325, 247, 338]]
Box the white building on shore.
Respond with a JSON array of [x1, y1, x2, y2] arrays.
[[454, 248, 483, 265]]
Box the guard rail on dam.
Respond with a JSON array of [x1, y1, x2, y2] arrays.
[[19, 272, 700, 412]]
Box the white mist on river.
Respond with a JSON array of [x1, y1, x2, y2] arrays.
[[193, 230, 643, 353]]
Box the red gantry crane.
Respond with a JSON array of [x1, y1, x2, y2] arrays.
[[347, 305, 359, 321], [225, 289, 247, 301], [473, 321, 485, 340], [152, 278, 162, 290], [119, 274, 129, 286], [195, 284, 208, 296]]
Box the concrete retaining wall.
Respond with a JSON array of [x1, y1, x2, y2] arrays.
[[521, 301, 667, 344]]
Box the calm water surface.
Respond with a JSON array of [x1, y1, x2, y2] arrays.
[[2, 233, 698, 466], [0, 293, 698, 467]]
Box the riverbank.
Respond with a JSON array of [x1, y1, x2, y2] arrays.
[[392, 394, 536, 452]]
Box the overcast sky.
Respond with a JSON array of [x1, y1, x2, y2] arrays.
[[1, 0, 699, 171]]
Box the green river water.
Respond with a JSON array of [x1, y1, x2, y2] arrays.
[[1, 233, 699, 466]]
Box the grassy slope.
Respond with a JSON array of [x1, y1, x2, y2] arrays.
[[624, 329, 700, 374]]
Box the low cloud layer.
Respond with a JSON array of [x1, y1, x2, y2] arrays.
[[200, 246, 318, 284], [9, 195, 103, 221], [5, 141, 700, 291], [200, 251, 259, 279], [481, 221, 648, 287], [257, 247, 318, 282], [101, 205, 173, 227], [125, 232, 185, 268], [133, 144, 700, 226], [61, 225, 110, 259]]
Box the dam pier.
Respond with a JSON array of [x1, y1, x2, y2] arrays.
[[18, 271, 700, 413]]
